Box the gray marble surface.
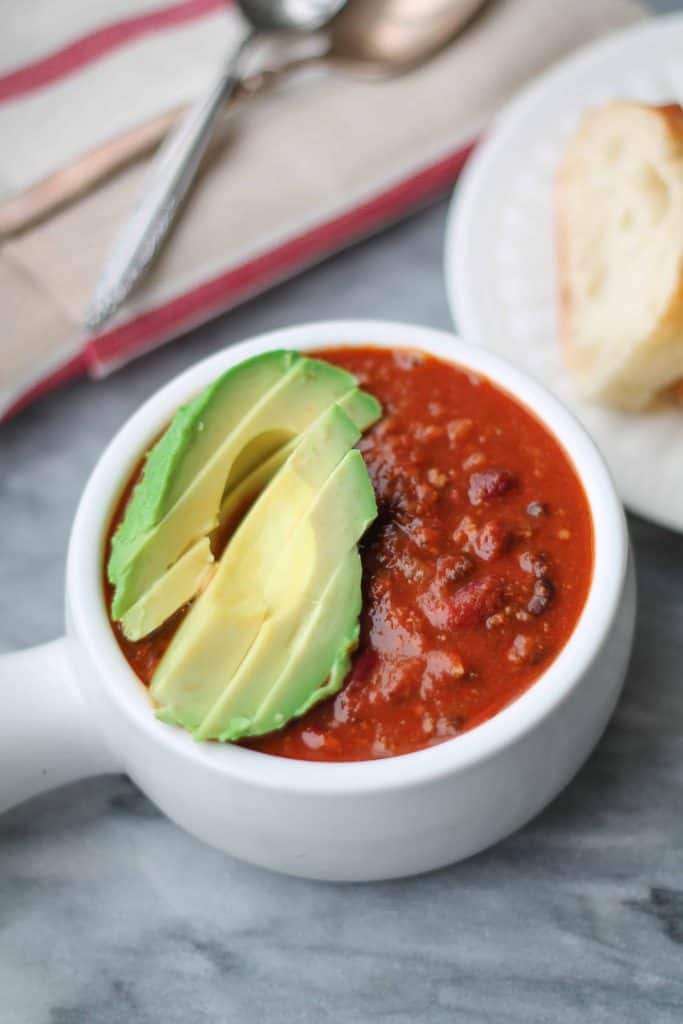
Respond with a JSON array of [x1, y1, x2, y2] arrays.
[[2, 23, 683, 1022]]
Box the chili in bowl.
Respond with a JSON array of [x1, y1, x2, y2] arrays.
[[109, 346, 594, 763], [0, 321, 634, 881]]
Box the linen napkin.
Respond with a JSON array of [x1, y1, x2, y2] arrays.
[[1, 0, 646, 419]]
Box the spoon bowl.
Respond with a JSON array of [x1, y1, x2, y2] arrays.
[[328, 0, 487, 75], [240, 0, 348, 33], [83, 0, 350, 333]]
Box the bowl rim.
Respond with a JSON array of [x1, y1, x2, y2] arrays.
[[67, 319, 629, 794]]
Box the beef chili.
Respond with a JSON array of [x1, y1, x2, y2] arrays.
[[106, 347, 593, 762]]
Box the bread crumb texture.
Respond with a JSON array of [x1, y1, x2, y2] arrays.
[[557, 101, 683, 411]]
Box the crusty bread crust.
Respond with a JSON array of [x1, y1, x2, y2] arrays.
[[647, 103, 683, 345], [640, 103, 683, 383]]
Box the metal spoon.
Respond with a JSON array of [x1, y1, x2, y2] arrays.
[[84, 0, 348, 333], [1, 0, 485, 240], [83, 0, 485, 332], [322, 0, 486, 76]]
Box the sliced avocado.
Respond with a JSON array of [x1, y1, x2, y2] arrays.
[[109, 350, 297, 583], [194, 453, 375, 742], [117, 446, 291, 643], [115, 380, 381, 640], [119, 537, 214, 642], [150, 404, 362, 731], [109, 355, 363, 621], [336, 387, 381, 433], [249, 548, 362, 737], [211, 384, 380, 558]]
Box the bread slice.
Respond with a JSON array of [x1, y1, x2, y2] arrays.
[[557, 101, 683, 411]]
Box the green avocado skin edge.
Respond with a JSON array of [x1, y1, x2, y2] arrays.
[[188, 449, 377, 743], [148, 403, 365, 734], [108, 350, 382, 744], [108, 350, 298, 587], [231, 548, 364, 742], [108, 352, 366, 622], [150, 415, 378, 742]]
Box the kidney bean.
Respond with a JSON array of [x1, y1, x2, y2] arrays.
[[468, 468, 516, 506], [449, 576, 505, 628], [473, 520, 510, 561], [519, 551, 551, 578], [527, 576, 555, 616]]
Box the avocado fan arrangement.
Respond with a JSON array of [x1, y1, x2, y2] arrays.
[[108, 351, 381, 742]]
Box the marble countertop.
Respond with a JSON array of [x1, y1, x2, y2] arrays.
[[2, 19, 683, 1020]]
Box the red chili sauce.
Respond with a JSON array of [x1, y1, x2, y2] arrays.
[[106, 347, 593, 762]]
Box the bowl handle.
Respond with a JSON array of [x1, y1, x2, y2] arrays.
[[0, 638, 122, 813]]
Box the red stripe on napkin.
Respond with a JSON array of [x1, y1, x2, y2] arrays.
[[3, 352, 88, 421], [2, 140, 475, 422], [86, 142, 476, 372], [0, 0, 225, 104]]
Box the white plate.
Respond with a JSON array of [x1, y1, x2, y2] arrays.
[[445, 13, 683, 533]]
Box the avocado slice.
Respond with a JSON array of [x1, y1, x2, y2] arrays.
[[109, 350, 297, 583], [213, 384, 379, 543], [119, 537, 214, 642], [249, 547, 362, 737], [193, 453, 375, 742], [116, 385, 381, 640], [108, 354, 369, 622], [150, 403, 363, 732]]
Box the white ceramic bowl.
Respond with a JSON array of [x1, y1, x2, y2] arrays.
[[0, 321, 635, 881]]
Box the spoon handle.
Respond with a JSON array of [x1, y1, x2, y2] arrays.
[[84, 31, 253, 334]]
